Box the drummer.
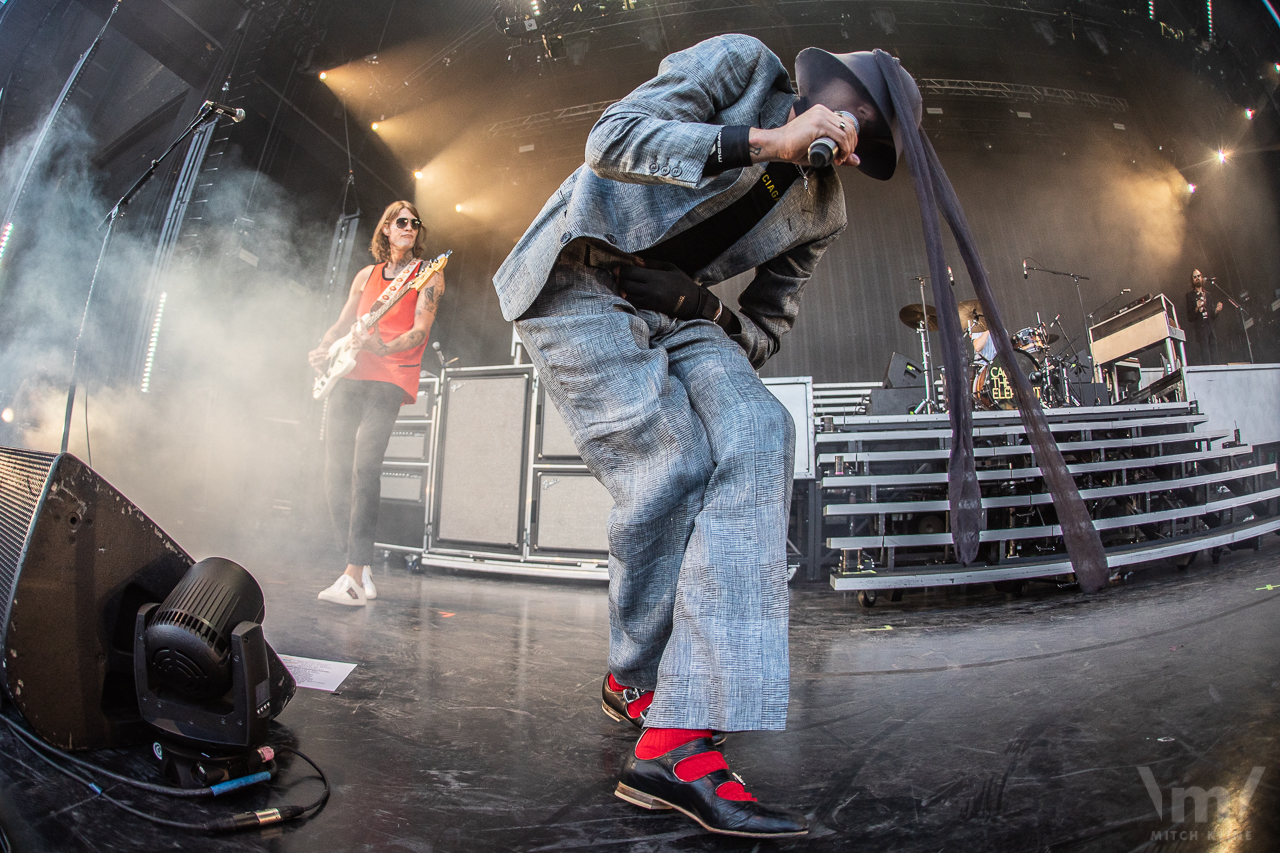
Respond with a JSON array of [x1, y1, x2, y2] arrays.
[[969, 326, 996, 396]]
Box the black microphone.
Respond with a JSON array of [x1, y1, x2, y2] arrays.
[[432, 340, 446, 366], [808, 111, 857, 168], [204, 100, 245, 122], [1023, 260, 1028, 280]]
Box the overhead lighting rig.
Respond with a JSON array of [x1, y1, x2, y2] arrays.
[[493, 0, 640, 64]]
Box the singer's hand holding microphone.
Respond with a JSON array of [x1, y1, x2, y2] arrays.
[[750, 105, 859, 167]]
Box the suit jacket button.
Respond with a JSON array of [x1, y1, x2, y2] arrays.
[[560, 232, 571, 244], [671, 164, 682, 178], [605, 233, 617, 243], [660, 165, 669, 176], [648, 162, 659, 173]]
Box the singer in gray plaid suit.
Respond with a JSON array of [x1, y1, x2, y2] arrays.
[[494, 34, 917, 837]]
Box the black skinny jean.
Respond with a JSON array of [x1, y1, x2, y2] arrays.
[[325, 379, 404, 565]]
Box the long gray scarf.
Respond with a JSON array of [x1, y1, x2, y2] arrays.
[[874, 51, 1108, 593]]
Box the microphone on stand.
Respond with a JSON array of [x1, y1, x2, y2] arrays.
[[203, 101, 246, 122], [432, 340, 446, 366]]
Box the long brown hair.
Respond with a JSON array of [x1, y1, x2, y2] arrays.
[[370, 200, 427, 263]]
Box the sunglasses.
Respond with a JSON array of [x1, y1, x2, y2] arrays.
[[392, 216, 422, 230]]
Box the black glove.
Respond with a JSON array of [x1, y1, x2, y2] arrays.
[[617, 261, 739, 334]]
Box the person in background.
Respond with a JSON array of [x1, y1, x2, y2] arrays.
[[309, 201, 444, 606], [1184, 269, 1222, 364]]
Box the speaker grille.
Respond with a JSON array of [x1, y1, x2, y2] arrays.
[[0, 448, 57, 635]]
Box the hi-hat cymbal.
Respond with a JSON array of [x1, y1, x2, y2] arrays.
[[1045, 332, 1060, 345], [899, 303, 939, 331], [957, 299, 987, 333]]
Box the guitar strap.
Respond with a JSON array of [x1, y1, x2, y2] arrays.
[[366, 259, 425, 321]]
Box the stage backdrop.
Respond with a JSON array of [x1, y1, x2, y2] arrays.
[[430, 136, 1278, 383]]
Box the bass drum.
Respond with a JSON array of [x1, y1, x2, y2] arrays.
[[978, 350, 1043, 410]]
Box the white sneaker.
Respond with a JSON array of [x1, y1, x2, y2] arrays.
[[318, 574, 367, 606], [360, 566, 377, 600]]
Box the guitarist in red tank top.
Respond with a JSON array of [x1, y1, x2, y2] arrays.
[[308, 200, 445, 605]]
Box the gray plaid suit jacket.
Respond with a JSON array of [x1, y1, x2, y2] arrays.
[[493, 34, 848, 368]]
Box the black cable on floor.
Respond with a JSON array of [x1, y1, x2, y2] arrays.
[[1, 716, 212, 797], [0, 714, 330, 832]]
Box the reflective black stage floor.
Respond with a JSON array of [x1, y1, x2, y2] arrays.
[[3, 538, 1279, 852]]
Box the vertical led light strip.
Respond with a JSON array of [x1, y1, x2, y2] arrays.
[[0, 222, 12, 264], [1148, 0, 1155, 19], [1205, 0, 1214, 39], [139, 292, 167, 393]]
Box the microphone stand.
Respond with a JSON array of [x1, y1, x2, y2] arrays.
[[60, 101, 223, 453], [1047, 315, 1088, 406], [1207, 277, 1255, 364], [1024, 262, 1098, 382], [1090, 290, 1132, 323], [908, 275, 940, 414]]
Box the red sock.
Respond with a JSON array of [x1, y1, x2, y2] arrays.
[[635, 728, 756, 802], [608, 674, 654, 718], [636, 727, 710, 759]]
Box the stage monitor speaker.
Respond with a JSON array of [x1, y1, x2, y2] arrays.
[[882, 352, 926, 389], [531, 471, 611, 555], [869, 387, 926, 415], [433, 369, 531, 550], [1069, 382, 1111, 407], [0, 447, 192, 749]]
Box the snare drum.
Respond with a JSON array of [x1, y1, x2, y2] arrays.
[[1012, 325, 1050, 354]]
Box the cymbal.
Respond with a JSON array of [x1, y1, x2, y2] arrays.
[[899, 303, 939, 331], [957, 299, 987, 333], [1045, 333, 1060, 345]]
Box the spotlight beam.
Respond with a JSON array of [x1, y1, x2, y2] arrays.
[[254, 74, 406, 197]]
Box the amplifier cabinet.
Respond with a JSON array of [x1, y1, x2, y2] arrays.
[[375, 376, 440, 554], [536, 389, 582, 462], [530, 469, 611, 557], [380, 466, 427, 503], [762, 376, 816, 480], [385, 428, 430, 462], [398, 375, 440, 419], [430, 366, 534, 553]]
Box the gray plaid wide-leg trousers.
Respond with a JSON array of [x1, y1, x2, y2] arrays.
[[515, 248, 794, 731]]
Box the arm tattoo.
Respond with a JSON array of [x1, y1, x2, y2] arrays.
[[749, 144, 762, 156], [420, 283, 442, 313], [404, 330, 426, 347]]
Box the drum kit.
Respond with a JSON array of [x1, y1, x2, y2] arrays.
[[897, 296, 1090, 411]]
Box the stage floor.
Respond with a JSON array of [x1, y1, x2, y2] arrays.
[[2, 536, 1279, 852]]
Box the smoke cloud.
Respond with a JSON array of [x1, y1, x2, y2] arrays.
[[0, 112, 343, 565]]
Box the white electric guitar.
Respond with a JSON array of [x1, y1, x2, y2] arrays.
[[312, 250, 451, 400]]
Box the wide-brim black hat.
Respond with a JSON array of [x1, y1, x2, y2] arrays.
[[795, 48, 922, 180]]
